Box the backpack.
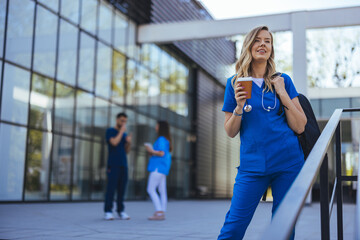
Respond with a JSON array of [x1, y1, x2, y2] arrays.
[[277, 93, 321, 160], [295, 94, 321, 160], [273, 72, 321, 160]]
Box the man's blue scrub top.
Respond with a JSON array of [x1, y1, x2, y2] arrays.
[[222, 73, 304, 175], [106, 128, 128, 167]]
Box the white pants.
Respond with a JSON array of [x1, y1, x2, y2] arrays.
[[147, 170, 167, 212]]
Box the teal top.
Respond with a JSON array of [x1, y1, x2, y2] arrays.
[[147, 136, 172, 175]]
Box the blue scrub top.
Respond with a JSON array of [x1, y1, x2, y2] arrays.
[[147, 136, 172, 175], [222, 73, 304, 175], [106, 128, 128, 167]]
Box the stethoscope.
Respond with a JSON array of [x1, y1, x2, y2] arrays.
[[243, 90, 277, 112], [243, 72, 281, 113]]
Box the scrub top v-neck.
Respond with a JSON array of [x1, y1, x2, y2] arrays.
[[222, 73, 304, 175]]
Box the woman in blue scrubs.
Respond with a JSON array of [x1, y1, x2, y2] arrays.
[[145, 121, 172, 220], [218, 26, 307, 240]]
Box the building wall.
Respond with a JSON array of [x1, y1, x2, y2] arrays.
[[151, 0, 236, 83], [196, 71, 239, 198], [0, 0, 197, 202]]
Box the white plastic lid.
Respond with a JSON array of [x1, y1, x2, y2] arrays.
[[236, 77, 253, 81]]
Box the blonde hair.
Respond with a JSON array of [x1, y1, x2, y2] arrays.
[[232, 26, 277, 92]]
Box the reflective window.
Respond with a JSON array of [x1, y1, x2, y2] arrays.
[[38, 0, 59, 12], [137, 114, 156, 145], [0, 0, 6, 58], [160, 51, 171, 80], [126, 59, 137, 105], [167, 83, 179, 117], [141, 44, 151, 68], [0, 60, 2, 96], [33, 5, 58, 78], [176, 90, 189, 117], [134, 152, 146, 197], [178, 63, 189, 91], [150, 45, 160, 74], [6, 0, 34, 68], [73, 138, 91, 200], [149, 73, 160, 117], [136, 66, 150, 113], [0, 123, 27, 200], [273, 31, 293, 78], [78, 32, 95, 92], [61, 0, 79, 24], [149, 73, 160, 98], [80, 0, 97, 35], [160, 79, 177, 111], [133, 45, 141, 62], [25, 129, 52, 200], [321, 98, 351, 118], [352, 98, 360, 118], [91, 141, 107, 200], [57, 19, 78, 86], [54, 82, 75, 135], [310, 99, 321, 118], [75, 90, 93, 139], [29, 74, 54, 131], [93, 97, 109, 141], [98, 1, 113, 44], [124, 109, 136, 143], [169, 57, 177, 86], [307, 26, 360, 88], [109, 103, 123, 127], [171, 128, 181, 159], [95, 42, 111, 98], [127, 21, 136, 59], [50, 134, 72, 200], [112, 51, 126, 104], [1, 63, 30, 125], [125, 150, 135, 198], [114, 12, 128, 54]]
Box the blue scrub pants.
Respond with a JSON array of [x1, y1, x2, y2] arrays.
[[104, 166, 128, 213], [218, 162, 303, 240]]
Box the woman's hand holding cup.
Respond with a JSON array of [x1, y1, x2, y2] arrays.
[[234, 82, 247, 112]]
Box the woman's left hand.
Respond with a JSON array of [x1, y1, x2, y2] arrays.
[[145, 145, 153, 155], [270, 76, 286, 95]]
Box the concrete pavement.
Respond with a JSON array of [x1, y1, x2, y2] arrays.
[[0, 200, 355, 240]]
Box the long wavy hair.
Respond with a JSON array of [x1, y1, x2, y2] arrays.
[[157, 121, 172, 152], [232, 26, 277, 92]]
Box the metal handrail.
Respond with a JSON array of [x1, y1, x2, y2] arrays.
[[356, 141, 360, 240], [260, 109, 343, 239]]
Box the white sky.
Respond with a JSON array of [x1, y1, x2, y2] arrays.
[[199, 0, 360, 19]]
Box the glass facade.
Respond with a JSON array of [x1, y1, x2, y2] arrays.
[[306, 26, 360, 202], [307, 26, 360, 88], [0, 0, 193, 201]]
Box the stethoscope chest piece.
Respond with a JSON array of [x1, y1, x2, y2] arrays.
[[244, 104, 252, 112]]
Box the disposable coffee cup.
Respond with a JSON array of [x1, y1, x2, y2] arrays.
[[237, 77, 253, 99]]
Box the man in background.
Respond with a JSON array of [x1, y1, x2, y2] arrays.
[[104, 112, 132, 220]]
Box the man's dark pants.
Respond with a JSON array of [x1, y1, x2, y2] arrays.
[[104, 166, 128, 213]]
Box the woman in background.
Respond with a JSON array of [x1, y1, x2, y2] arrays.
[[145, 121, 172, 220]]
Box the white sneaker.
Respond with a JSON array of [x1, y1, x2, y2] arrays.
[[104, 212, 114, 220], [118, 211, 130, 220]]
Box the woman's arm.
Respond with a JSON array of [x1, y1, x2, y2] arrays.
[[152, 150, 165, 157], [224, 107, 243, 138], [145, 145, 165, 157], [224, 82, 247, 138], [272, 77, 307, 134]]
